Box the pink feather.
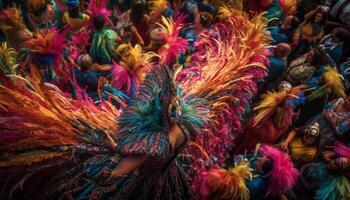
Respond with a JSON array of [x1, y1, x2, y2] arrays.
[[111, 61, 134, 96], [158, 14, 188, 64], [332, 141, 350, 159], [86, 0, 114, 29], [259, 144, 299, 196]]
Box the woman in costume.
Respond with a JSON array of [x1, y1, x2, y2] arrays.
[[290, 6, 327, 59], [62, 0, 90, 33], [278, 122, 320, 167], [304, 96, 350, 149], [232, 81, 305, 155], [286, 141, 350, 200], [0, 4, 271, 200], [88, 0, 119, 65]]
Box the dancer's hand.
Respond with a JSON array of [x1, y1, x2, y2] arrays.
[[280, 141, 289, 152]]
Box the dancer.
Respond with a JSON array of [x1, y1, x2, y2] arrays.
[[232, 82, 305, 154]]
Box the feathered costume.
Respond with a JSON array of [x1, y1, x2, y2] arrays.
[[307, 142, 350, 200], [232, 85, 306, 155], [308, 66, 346, 100], [178, 6, 270, 195], [22, 26, 71, 84], [200, 144, 299, 199], [0, 4, 271, 200]]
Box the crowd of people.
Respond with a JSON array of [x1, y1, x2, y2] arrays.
[[0, 0, 350, 200]]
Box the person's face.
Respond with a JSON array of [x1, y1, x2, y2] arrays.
[[277, 82, 292, 92], [314, 13, 323, 23], [302, 134, 317, 145]]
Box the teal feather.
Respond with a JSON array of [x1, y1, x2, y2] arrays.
[[90, 29, 117, 64], [115, 65, 209, 157], [310, 162, 350, 200]]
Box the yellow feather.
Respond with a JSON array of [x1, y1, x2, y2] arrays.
[[322, 66, 346, 98], [149, 0, 169, 19], [0, 42, 18, 71], [208, 162, 252, 200]]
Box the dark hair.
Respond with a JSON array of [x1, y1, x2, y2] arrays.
[[290, 16, 300, 30], [93, 15, 105, 31], [307, 9, 327, 25], [310, 47, 331, 67], [336, 27, 350, 43], [131, 2, 146, 24], [261, 157, 274, 175]]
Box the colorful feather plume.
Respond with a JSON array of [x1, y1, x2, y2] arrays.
[[309, 66, 346, 100], [178, 9, 270, 195], [149, 0, 170, 19], [116, 65, 209, 157], [0, 8, 26, 30], [259, 144, 299, 196], [201, 162, 252, 200], [0, 66, 120, 166], [23, 27, 68, 67], [253, 85, 306, 126], [113, 44, 158, 96], [310, 162, 350, 200], [0, 42, 18, 74], [86, 0, 114, 29], [157, 15, 188, 64]]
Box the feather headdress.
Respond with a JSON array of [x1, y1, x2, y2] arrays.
[[22, 27, 68, 67], [259, 144, 299, 196], [253, 85, 306, 126], [86, 0, 114, 29], [157, 15, 188, 64], [201, 162, 252, 200], [113, 44, 158, 96]]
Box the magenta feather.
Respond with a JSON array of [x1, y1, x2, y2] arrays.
[[111, 61, 134, 96], [259, 144, 299, 196], [332, 141, 350, 159], [86, 0, 114, 29]]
